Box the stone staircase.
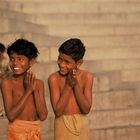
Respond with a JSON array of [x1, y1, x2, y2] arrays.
[[0, 0, 140, 139]]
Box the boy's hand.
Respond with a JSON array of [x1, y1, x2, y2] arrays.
[[23, 70, 37, 93], [66, 69, 77, 88]]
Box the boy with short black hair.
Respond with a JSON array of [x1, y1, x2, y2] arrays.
[[1, 38, 48, 140], [48, 38, 93, 140], [0, 42, 9, 117], [0, 42, 6, 54], [0, 42, 10, 79]]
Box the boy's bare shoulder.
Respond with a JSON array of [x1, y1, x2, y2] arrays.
[[48, 71, 59, 81], [81, 70, 93, 78], [1, 76, 13, 88], [1, 75, 12, 82], [36, 78, 44, 86]]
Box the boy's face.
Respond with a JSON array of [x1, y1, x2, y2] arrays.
[[0, 52, 7, 63], [9, 52, 31, 75], [57, 52, 79, 76], [0, 52, 7, 59]]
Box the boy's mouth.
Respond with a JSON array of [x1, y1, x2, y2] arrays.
[[13, 67, 21, 70]]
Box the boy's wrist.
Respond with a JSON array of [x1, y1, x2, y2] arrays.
[[73, 83, 79, 89], [65, 83, 73, 90], [25, 89, 33, 95]]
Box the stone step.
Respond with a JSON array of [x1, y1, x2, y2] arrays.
[[3, 11, 140, 39], [1, 1, 140, 14], [22, 13, 140, 25], [1, 11, 140, 44], [0, 17, 9, 33], [4, 0, 140, 2], [85, 46, 140, 60], [3, 20, 140, 42], [92, 90, 135, 111], [91, 126, 140, 140], [45, 24, 140, 37], [82, 59, 140, 73], [5, 15, 140, 37], [89, 108, 140, 129], [1, 9, 140, 26], [0, 32, 33, 45], [8, 18, 49, 35], [121, 69, 140, 82]]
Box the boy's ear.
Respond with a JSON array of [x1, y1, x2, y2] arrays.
[[29, 58, 36, 66], [76, 59, 83, 68]]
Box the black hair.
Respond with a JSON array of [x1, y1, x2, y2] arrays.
[[0, 43, 6, 53], [7, 38, 39, 59], [58, 38, 86, 62]]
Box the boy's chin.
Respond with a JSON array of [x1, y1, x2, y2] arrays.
[[13, 71, 26, 77], [58, 71, 68, 76]]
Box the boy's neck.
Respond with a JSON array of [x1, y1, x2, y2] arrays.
[[13, 72, 26, 79], [13, 66, 30, 79], [73, 68, 81, 75]]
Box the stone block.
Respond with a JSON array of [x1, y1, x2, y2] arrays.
[[89, 109, 140, 129], [121, 69, 140, 82], [92, 90, 135, 110]]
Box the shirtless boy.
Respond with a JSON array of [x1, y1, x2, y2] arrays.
[[1, 38, 48, 140], [48, 38, 93, 140]]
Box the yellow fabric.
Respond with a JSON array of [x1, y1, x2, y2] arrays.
[[7, 120, 41, 140], [54, 114, 90, 140]]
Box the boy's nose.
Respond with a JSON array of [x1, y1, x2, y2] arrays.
[[13, 60, 18, 65], [59, 61, 66, 67]]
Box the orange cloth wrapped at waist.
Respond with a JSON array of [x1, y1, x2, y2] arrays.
[[7, 119, 41, 140]]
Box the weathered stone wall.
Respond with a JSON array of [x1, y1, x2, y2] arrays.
[[0, 0, 140, 139]]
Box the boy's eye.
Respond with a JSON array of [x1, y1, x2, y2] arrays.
[[65, 61, 70, 64], [10, 57, 24, 61], [10, 58, 14, 61], [58, 57, 63, 62], [58, 57, 62, 60], [18, 57, 24, 61]]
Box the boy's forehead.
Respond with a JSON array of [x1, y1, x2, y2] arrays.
[[59, 52, 74, 60], [59, 53, 75, 63], [10, 52, 27, 58]]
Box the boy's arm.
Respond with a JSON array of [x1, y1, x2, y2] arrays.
[[33, 80, 48, 121], [1, 79, 33, 122], [73, 72, 93, 114], [48, 74, 72, 117]]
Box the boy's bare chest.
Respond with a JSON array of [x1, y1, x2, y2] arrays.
[[11, 82, 27, 102], [59, 77, 84, 92], [12, 83, 34, 106], [12, 81, 24, 93]]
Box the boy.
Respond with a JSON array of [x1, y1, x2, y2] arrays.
[[0, 42, 10, 79], [1, 38, 48, 140], [0, 42, 6, 117], [0, 42, 10, 117], [0, 42, 6, 61], [48, 38, 93, 140]]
